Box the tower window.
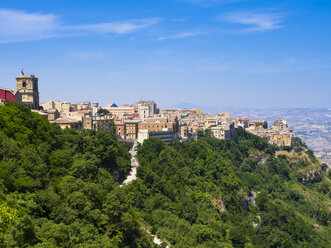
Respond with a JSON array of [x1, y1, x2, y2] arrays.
[[22, 82, 26, 87]]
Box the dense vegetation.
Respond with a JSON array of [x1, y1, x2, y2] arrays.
[[1, 102, 330, 247], [0, 102, 155, 247], [128, 129, 331, 247]]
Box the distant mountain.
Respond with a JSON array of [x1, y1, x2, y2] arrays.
[[168, 102, 202, 109], [168, 102, 247, 114]]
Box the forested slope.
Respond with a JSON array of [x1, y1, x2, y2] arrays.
[[1, 102, 330, 248], [0, 102, 155, 247], [128, 130, 331, 247]]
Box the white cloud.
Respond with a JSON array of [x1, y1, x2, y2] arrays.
[[0, 9, 160, 43], [0, 9, 58, 43], [222, 11, 285, 32], [70, 18, 161, 34], [158, 32, 202, 41]]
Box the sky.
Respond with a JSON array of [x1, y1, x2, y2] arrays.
[[0, 0, 330, 109]]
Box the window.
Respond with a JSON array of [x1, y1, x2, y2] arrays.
[[22, 82, 26, 87]]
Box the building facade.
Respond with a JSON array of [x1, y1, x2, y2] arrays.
[[137, 129, 174, 144], [83, 115, 114, 133], [15, 71, 39, 109], [105, 105, 135, 118], [137, 100, 158, 120], [124, 120, 140, 140]]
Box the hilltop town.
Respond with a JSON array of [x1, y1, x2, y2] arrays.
[[1, 72, 330, 248], [0, 72, 298, 147]]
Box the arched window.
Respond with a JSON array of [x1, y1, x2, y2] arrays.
[[22, 82, 26, 87]]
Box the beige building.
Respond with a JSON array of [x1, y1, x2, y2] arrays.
[[137, 100, 158, 120], [61, 110, 90, 122], [138, 117, 179, 136], [217, 112, 230, 118], [55, 117, 82, 130], [83, 115, 114, 133], [249, 120, 268, 129], [15, 71, 39, 109], [231, 117, 250, 128], [105, 105, 135, 118], [124, 120, 140, 140], [46, 109, 60, 121], [40, 100, 72, 113], [210, 122, 235, 140]]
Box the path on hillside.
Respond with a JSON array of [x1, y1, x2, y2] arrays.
[[120, 142, 171, 247], [120, 141, 139, 187]]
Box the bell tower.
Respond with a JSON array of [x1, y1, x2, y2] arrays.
[[15, 70, 39, 109]]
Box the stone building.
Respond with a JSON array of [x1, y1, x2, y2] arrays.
[[138, 117, 179, 136], [217, 112, 230, 119], [114, 122, 125, 138], [272, 118, 289, 131], [210, 122, 235, 140], [15, 71, 39, 109], [246, 118, 296, 147], [40, 100, 72, 113], [249, 120, 268, 129], [124, 120, 140, 140], [104, 105, 135, 118], [137, 100, 158, 120], [55, 117, 82, 130], [83, 115, 114, 133], [46, 109, 60, 121], [231, 117, 250, 128]]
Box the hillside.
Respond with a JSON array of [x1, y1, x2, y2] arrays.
[[0, 102, 155, 247], [226, 107, 331, 167], [0, 102, 330, 248], [127, 129, 331, 247]]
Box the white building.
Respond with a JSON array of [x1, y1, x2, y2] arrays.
[[137, 128, 174, 144]]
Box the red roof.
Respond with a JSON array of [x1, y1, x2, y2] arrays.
[[0, 88, 15, 102]]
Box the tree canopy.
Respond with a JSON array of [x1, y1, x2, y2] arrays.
[[1, 102, 330, 247], [0, 102, 155, 247], [127, 129, 331, 247]]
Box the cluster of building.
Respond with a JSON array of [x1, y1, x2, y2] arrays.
[[0, 72, 296, 146], [246, 118, 296, 147]]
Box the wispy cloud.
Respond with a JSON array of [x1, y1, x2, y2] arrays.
[[158, 32, 203, 41], [0, 9, 58, 43], [69, 18, 161, 34], [222, 11, 285, 32], [0, 9, 160, 43]]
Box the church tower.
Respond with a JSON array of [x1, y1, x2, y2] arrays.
[[15, 70, 39, 109]]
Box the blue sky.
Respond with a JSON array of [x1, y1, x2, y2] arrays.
[[0, 0, 330, 108]]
